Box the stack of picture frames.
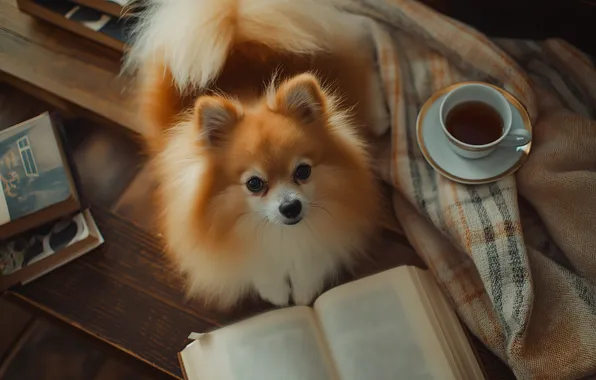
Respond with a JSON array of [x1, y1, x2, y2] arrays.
[[17, 0, 136, 52]]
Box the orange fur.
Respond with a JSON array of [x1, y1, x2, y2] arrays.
[[131, 0, 388, 308]]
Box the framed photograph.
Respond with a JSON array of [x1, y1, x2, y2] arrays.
[[0, 113, 81, 240], [17, 0, 135, 52]]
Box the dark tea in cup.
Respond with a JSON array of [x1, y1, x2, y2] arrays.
[[445, 101, 503, 146], [439, 83, 530, 159]]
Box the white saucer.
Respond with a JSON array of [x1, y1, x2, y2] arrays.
[[416, 82, 532, 185]]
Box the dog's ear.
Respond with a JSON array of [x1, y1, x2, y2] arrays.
[[194, 96, 242, 146], [271, 73, 327, 124]]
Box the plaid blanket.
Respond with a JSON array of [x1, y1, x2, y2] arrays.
[[337, 1, 596, 379]]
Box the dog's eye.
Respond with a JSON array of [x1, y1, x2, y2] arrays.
[[294, 164, 311, 181], [246, 177, 265, 192]]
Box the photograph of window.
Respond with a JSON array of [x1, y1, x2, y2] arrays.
[[0, 121, 71, 222], [16, 136, 39, 177]]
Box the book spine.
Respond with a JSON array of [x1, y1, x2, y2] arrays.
[[178, 352, 190, 380], [0, 182, 9, 225]]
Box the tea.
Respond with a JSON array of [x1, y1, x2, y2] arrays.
[[445, 101, 503, 145]]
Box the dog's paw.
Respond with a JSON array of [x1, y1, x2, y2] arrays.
[[256, 281, 291, 307], [291, 284, 320, 306]]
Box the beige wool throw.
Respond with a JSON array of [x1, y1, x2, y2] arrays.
[[333, 0, 596, 379]]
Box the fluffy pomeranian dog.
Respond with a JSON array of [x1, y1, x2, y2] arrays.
[[127, 0, 388, 308]]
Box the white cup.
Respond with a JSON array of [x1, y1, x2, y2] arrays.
[[439, 83, 531, 159]]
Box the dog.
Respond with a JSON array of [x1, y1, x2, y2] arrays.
[[127, 0, 388, 308]]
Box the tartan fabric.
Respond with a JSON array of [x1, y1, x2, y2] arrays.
[[337, 1, 596, 378]]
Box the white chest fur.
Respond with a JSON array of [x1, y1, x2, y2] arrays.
[[245, 219, 360, 306]]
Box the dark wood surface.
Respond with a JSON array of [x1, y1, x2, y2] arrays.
[[9, 207, 432, 378], [0, 299, 173, 380], [5, 206, 517, 379], [0, 85, 173, 380]]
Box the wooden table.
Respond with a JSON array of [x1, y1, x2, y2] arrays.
[[0, 2, 517, 378], [0, 0, 139, 135], [4, 207, 515, 379], [4, 208, 420, 377]]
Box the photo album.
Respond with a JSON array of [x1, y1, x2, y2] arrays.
[[179, 266, 486, 380], [0, 113, 103, 291]]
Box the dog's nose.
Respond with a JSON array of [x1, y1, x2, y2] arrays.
[[279, 200, 302, 219]]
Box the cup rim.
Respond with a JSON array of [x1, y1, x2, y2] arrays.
[[439, 83, 513, 150]]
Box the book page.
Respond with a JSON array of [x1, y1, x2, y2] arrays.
[[181, 306, 338, 380], [313, 267, 458, 380]]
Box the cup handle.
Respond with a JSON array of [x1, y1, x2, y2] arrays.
[[500, 129, 532, 147]]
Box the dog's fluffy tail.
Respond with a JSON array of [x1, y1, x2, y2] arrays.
[[126, 0, 350, 90]]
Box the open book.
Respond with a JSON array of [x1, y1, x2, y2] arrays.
[[179, 266, 486, 380]]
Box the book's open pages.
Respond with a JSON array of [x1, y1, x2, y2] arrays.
[[179, 266, 485, 380]]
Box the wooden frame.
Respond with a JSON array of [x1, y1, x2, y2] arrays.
[[70, 0, 124, 17]]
